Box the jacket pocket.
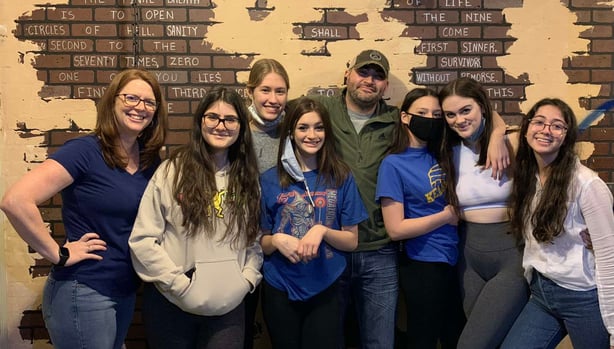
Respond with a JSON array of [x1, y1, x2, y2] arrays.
[[177, 258, 249, 316]]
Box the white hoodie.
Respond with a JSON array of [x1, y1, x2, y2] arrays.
[[129, 160, 262, 316]]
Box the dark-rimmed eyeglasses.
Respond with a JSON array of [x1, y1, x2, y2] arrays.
[[203, 113, 240, 130], [529, 118, 568, 136], [116, 94, 157, 111]]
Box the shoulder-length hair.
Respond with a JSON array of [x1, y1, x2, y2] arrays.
[[389, 88, 441, 157], [510, 98, 578, 243], [277, 97, 350, 188], [94, 68, 168, 170], [169, 86, 260, 247], [246, 58, 290, 93], [438, 77, 494, 211]]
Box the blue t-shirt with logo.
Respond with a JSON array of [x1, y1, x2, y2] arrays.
[[376, 147, 458, 265], [260, 168, 367, 301]]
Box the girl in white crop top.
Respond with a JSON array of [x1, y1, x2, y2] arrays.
[[439, 77, 528, 349]]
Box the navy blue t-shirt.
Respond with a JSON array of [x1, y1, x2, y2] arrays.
[[50, 135, 158, 297]]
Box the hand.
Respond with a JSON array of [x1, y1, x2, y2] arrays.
[[63, 232, 107, 266], [484, 132, 510, 180], [272, 234, 301, 264], [443, 205, 459, 226], [298, 224, 327, 263]]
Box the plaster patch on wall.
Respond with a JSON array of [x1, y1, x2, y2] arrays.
[[205, 0, 423, 105], [500, 0, 600, 118]]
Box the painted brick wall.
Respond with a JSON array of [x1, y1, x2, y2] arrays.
[[5, 0, 613, 348]]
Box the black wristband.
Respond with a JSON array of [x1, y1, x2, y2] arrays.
[[55, 246, 69, 267]]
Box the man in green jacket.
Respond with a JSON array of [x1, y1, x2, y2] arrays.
[[312, 49, 399, 349]]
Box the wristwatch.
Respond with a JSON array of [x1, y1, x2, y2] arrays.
[[55, 246, 69, 267]]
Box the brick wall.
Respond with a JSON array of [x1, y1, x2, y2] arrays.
[[5, 0, 614, 348]]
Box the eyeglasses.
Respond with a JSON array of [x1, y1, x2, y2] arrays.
[[529, 118, 568, 135], [203, 113, 240, 130], [116, 94, 157, 111]]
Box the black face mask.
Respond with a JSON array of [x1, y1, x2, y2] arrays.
[[407, 113, 444, 142]]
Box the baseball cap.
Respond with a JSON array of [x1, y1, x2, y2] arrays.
[[350, 50, 390, 78]]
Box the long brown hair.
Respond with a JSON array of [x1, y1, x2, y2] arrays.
[[277, 97, 350, 188], [94, 68, 168, 170], [510, 98, 578, 243], [439, 77, 495, 211], [168, 86, 260, 247]]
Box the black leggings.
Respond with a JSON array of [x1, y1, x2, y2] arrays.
[[261, 279, 341, 349]]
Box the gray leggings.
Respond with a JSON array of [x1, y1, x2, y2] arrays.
[[457, 221, 529, 349]]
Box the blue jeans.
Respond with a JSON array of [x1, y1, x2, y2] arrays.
[[339, 243, 399, 349], [42, 275, 136, 349], [501, 271, 609, 349]]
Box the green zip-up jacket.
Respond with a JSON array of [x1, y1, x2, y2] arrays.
[[312, 90, 398, 251]]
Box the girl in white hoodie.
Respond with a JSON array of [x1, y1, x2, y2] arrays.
[[129, 86, 262, 349]]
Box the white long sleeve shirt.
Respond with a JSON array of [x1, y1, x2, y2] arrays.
[[523, 160, 614, 344]]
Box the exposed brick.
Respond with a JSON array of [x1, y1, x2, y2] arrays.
[[188, 40, 218, 54], [167, 0, 212, 7], [72, 23, 117, 37], [483, 25, 511, 39], [21, 8, 45, 21], [571, 0, 612, 8], [168, 115, 193, 130], [39, 85, 72, 99], [592, 39, 614, 53], [166, 55, 212, 68], [153, 70, 189, 84], [142, 39, 188, 53], [46, 7, 93, 21], [213, 55, 252, 69], [415, 40, 458, 54], [349, 27, 360, 39], [416, 10, 460, 24], [167, 101, 191, 115], [165, 23, 207, 37], [188, 9, 215, 21], [327, 10, 368, 24], [392, 0, 438, 10], [594, 9, 614, 23], [141, 8, 188, 22], [402, 25, 437, 38], [439, 0, 481, 9], [568, 54, 612, 68], [382, 9, 416, 24], [166, 130, 190, 145], [119, 24, 165, 38], [504, 72, 530, 84], [573, 10, 591, 23], [439, 25, 481, 38], [301, 25, 348, 40], [167, 85, 209, 99], [49, 70, 95, 84], [593, 142, 611, 156], [190, 70, 235, 84], [461, 10, 504, 24], [565, 69, 590, 83], [592, 69, 614, 83], [460, 70, 503, 83], [587, 156, 614, 169], [483, 0, 523, 9], [21, 23, 70, 37], [587, 127, 614, 141]]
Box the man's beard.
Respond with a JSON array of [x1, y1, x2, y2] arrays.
[[347, 85, 381, 111]]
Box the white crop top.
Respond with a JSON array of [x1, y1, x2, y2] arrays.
[[454, 143, 512, 213]]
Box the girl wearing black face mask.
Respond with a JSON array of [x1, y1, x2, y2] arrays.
[[375, 88, 466, 349]]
